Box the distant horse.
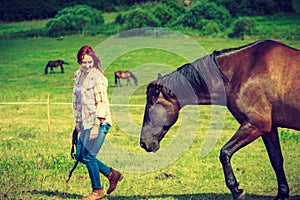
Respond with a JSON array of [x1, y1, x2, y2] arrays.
[[140, 40, 300, 200], [114, 71, 138, 87], [44, 60, 68, 74]]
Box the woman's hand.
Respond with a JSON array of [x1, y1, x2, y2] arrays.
[[89, 125, 99, 140], [75, 122, 82, 132]]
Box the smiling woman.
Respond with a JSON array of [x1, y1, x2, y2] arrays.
[[72, 45, 122, 200]]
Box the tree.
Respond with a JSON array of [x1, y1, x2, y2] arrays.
[[46, 5, 104, 37], [152, 3, 177, 26], [229, 17, 256, 39], [123, 8, 161, 29], [174, 1, 231, 30]]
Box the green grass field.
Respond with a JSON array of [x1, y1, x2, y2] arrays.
[[0, 20, 300, 200]]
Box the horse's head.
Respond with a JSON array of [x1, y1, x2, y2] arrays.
[[140, 74, 180, 152]]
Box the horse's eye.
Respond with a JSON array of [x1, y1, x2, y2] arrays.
[[155, 90, 160, 96]]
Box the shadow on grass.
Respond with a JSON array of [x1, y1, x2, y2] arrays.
[[27, 190, 300, 200], [28, 189, 82, 199], [108, 194, 300, 200]]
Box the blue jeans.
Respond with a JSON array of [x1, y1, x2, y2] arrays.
[[75, 124, 111, 189]]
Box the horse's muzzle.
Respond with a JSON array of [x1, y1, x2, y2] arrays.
[[140, 137, 160, 153]]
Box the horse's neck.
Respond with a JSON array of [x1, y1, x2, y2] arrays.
[[130, 73, 137, 81], [164, 55, 227, 107]]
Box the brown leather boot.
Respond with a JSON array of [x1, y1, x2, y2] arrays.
[[106, 168, 123, 194], [82, 187, 104, 200]]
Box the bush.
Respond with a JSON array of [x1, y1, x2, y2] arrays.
[[115, 14, 125, 25], [229, 17, 256, 39], [174, 1, 231, 30], [123, 8, 161, 29], [46, 5, 104, 37], [161, 0, 185, 16], [152, 3, 177, 26], [200, 20, 222, 36]]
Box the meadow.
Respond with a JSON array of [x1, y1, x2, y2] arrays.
[[0, 22, 300, 200]]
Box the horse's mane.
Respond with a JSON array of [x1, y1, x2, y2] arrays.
[[161, 63, 208, 100], [157, 54, 226, 104]]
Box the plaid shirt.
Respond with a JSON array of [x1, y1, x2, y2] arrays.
[[72, 68, 112, 129]]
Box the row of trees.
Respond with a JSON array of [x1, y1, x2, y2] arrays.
[[45, 0, 293, 38], [1, 0, 294, 22], [0, 0, 149, 22]]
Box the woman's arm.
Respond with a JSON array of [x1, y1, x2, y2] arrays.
[[94, 73, 109, 121]]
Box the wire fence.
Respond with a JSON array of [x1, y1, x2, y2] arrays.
[[0, 94, 145, 135], [0, 102, 144, 106]]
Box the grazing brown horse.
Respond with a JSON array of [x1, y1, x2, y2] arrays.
[[140, 40, 300, 200], [114, 70, 138, 86], [44, 60, 68, 74]]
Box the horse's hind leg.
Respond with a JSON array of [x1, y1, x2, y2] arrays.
[[60, 65, 64, 73], [220, 122, 264, 200], [262, 128, 289, 200]]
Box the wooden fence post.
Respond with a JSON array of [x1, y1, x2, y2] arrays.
[[47, 93, 51, 134]]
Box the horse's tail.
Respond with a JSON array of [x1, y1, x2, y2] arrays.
[[114, 72, 118, 86], [57, 60, 69, 65], [44, 63, 49, 74], [129, 71, 137, 85]]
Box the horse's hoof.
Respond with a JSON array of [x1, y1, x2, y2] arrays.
[[234, 189, 245, 200], [274, 195, 289, 200]]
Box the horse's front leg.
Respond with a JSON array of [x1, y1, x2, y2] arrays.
[[220, 122, 263, 200], [44, 65, 49, 74], [262, 128, 289, 200]]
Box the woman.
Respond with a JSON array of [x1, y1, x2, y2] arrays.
[[72, 46, 122, 200]]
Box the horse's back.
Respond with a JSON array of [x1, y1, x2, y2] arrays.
[[268, 42, 300, 129], [115, 71, 130, 78], [222, 40, 300, 131]]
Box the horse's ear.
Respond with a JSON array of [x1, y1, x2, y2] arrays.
[[157, 73, 163, 85]]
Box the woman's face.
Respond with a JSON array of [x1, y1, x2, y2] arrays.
[[81, 55, 94, 73]]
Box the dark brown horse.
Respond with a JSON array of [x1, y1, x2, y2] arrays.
[[114, 70, 138, 86], [140, 40, 300, 200], [44, 60, 68, 74]]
